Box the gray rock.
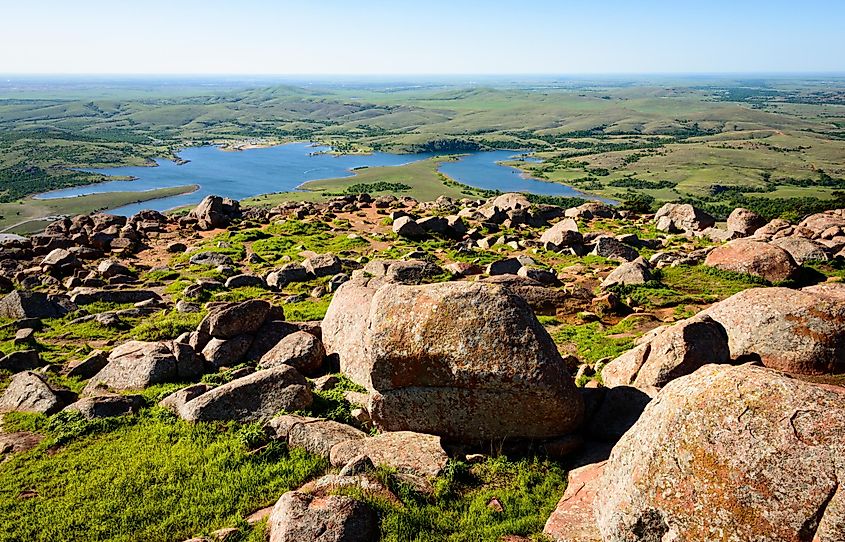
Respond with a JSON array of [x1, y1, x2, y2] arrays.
[[303, 253, 342, 278], [189, 251, 234, 267], [600, 257, 653, 290], [179, 366, 312, 423], [0, 291, 71, 319], [392, 216, 426, 238], [65, 350, 108, 379], [201, 335, 253, 369], [224, 274, 266, 289], [591, 236, 639, 262], [198, 299, 271, 339], [63, 394, 143, 419], [0, 371, 65, 414], [0, 349, 41, 373], [486, 255, 535, 275]]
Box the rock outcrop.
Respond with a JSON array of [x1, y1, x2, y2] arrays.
[[704, 239, 798, 282], [596, 364, 845, 542]]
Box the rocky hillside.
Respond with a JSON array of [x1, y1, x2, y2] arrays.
[[1, 191, 845, 541]]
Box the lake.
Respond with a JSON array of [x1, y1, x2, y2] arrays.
[[37, 143, 609, 215]]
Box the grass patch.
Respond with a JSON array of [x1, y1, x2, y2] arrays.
[[0, 413, 326, 542], [552, 321, 636, 363], [130, 311, 205, 342], [368, 456, 567, 542], [283, 299, 331, 322]]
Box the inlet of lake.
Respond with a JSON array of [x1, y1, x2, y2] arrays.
[[36, 142, 610, 216]]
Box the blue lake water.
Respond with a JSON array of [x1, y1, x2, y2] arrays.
[[37, 142, 609, 216]]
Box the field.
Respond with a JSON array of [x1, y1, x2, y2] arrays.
[[1, 76, 845, 222]]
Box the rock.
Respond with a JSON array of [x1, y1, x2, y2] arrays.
[[595, 364, 845, 541], [201, 335, 253, 369], [539, 219, 583, 251], [159, 384, 212, 414], [258, 331, 325, 376], [63, 394, 143, 419], [179, 366, 312, 423], [703, 287, 845, 374], [0, 372, 65, 414], [350, 281, 583, 441], [83, 340, 197, 394], [654, 203, 715, 232], [288, 420, 366, 458], [384, 260, 442, 284], [770, 236, 830, 264], [266, 263, 308, 287], [70, 288, 160, 305], [0, 431, 44, 456], [189, 195, 232, 230], [198, 300, 271, 339], [268, 492, 377, 542], [600, 257, 652, 290], [564, 202, 619, 220], [486, 255, 535, 275], [330, 431, 449, 478], [444, 262, 483, 277], [97, 259, 133, 278], [303, 253, 342, 277], [65, 350, 109, 379], [224, 274, 265, 289], [244, 320, 301, 361], [189, 251, 234, 267], [322, 277, 380, 386], [392, 216, 426, 238], [0, 349, 41, 373], [264, 413, 321, 440], [176, 300, 201, 313], [704, 239, 798, 282], [798, 209, 845, 238], [543, 461, 605, 542], [166, 242, 187, 253], [727, 207, 766, 236], [591, 236, 639, 261], [0, 290, 71, 319], [802, 282, 845, 302], [517, 266, 559, 285], [602, 315, 730, 388], [41, 248, 81, 275]]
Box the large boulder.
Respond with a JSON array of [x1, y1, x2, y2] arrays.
[[83, 340, 200, 394], [702, 287, 845, 374], [798, 209, 845, 238], [268, 491, 377, 542], [179, 366, 312, 423], [0, 371, 66, 415], [704, 239, 798, 282], [654, 203, 715, 233], [727, 207, 766, 236], [539, 218, 583, 251], [341, 281, 583, 441], [392, 216, 425, 238], [595, 364, 845, 541], [198, 300, 271, 339], [591, 236, 639, 262], [602, 315, 730, 388]]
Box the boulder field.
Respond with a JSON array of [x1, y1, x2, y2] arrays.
[[2, 191, 845, 541]]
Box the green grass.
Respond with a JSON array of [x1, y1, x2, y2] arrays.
[[552, 321, 637, 363], [0, 411, 327, 542], [130, 311, 205, 341], [367, 456, 567, 542], [283, 299, 331, 322]]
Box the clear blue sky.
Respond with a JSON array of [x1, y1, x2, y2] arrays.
[[3, 0, 843, 74]]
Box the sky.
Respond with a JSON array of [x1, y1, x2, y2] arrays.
[[2, 0, 844, 75]]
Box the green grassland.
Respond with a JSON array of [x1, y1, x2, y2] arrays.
[[2, 76, 845, 222]]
